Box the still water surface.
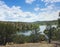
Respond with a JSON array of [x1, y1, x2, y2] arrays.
[[17, 25, 57, 36]]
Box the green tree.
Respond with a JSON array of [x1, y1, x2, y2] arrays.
[[44, 24, 52, 43], [0, 23, 16, 45]]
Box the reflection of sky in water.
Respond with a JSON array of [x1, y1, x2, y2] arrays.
[[17, 25, 57, 36], [39, 25, 46, 34], [17, 25, 47, 35], [17, 31, 31, 36]]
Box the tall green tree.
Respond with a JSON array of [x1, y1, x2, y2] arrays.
[[44, 24, 52, 43], [0, 23, 16, 45]]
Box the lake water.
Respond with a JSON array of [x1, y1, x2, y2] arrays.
[[17, 25, 57, 36]]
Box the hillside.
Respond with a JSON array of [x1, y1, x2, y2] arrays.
[[0, 20, 58, 25], [34, 20, 58, 25]]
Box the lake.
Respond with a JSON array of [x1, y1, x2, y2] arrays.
[[17, 25, 57, 36]]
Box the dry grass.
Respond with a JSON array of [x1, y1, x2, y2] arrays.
[[0, 42, 55, 47]]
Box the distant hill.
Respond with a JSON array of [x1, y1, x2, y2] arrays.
[[0, 20, 58, 25], [33, 20, 58, 25]]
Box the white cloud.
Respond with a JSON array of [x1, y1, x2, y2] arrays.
[[25, 0, 36, 4], [41, 0, 60, 6], [34, 7, 40, 11], [40, 4, 54, 11], [34, 3, 60, 21], [37, 11, 59, 21], [0, 0, 59, 22], [41, 0, 60, 3], [0, 0, 37, 22]]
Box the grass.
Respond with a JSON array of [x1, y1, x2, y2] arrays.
[[0, 42, 55, 47]]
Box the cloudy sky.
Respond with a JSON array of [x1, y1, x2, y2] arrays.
[[0, 0, 60, 22]]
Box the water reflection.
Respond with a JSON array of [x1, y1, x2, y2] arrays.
[[17, 25, 57, 36]]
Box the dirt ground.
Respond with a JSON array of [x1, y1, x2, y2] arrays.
[[0, 42, 55, 47]]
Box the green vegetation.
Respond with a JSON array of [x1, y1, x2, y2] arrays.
[[0, 18, 59, 45], [34, 20, 58, 25], [0, 21, 41, 45], [44, 18, 60, 43], [0, 23, 16, 45]]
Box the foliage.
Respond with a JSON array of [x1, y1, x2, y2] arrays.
[[0, 22, 40, 45], [44, 26, 60, 41], [13, 35, 25, 44], [0, 23, 16, 45]]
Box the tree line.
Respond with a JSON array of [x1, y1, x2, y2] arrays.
[[0, 22, 43, 45]]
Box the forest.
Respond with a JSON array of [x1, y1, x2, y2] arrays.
[[0, 18, 60, 45]]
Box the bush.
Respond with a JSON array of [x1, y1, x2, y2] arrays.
[[13, 35, 25, 44]]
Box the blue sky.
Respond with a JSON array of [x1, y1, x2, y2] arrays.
[[0, 0, 60, 22]]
